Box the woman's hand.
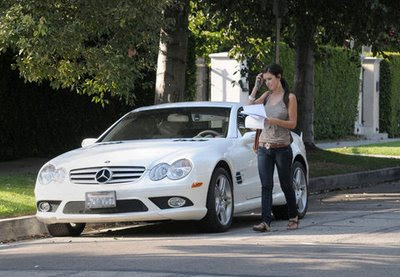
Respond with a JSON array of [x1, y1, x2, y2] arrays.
[[265, 117, 275, 126], [248, 73, 266, 105], [254, 73, 264, 90]]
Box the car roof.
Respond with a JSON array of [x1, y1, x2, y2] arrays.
[[133, 101, 242, 112]]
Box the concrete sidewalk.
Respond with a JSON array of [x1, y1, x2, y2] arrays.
[[2, 137, 400, 243]]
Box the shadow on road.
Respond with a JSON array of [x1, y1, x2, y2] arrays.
[[82, 213, 262, 238]]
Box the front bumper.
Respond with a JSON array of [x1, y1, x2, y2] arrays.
[[35, 173, 210, 224]]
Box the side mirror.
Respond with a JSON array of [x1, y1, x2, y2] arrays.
[[241, 131, 255, 145], [81, 138, 97, 148]]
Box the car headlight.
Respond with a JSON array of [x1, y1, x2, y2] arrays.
[[149, 159, 192, 181], [149, 163, 170, 181], [38, 164, 66, 185], [167, 159, 192, 180]]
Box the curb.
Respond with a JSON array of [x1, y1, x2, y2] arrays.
[[1, 167, 400, 243], [309, 167, 400, 192], [0, 215, 49, 243]]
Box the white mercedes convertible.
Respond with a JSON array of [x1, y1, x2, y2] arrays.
[[35, 101, 308, 236]]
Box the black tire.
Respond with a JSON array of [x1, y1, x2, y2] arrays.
[[46, 223, 86, 237], [198, 167, 233, 232], [272, 161, 308, 220]]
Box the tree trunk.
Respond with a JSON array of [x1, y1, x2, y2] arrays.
[[294, 22, 316, 148], [155, 0, 190, 104]]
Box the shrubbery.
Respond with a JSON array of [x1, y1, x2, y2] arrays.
[[379, 53, 400, 137], [314, 47, 360, 140], [0, 52, 136, 161]]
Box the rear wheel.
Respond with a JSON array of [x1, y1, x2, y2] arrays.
[[293, 161, 308, 218], [198, 167, 233, 232], [272, 161, 308, 220], [46, 223, 86, 237]]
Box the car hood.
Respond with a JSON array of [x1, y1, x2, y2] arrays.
[[46, 139, 227, 170]]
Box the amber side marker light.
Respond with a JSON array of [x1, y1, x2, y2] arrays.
[[191, 182, 203, 188]]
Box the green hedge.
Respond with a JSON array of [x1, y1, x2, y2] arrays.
[[379, 53, 400, 137], [314, 47, 360, 139], [0, 52, 139, 162]]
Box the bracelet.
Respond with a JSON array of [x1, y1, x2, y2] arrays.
[[248, 95, 256, 101]]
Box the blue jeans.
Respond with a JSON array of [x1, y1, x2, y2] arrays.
[[257, 146, 298, 225]]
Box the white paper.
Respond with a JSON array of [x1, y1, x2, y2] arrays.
[[242, 104, 267, 118], [245, 115, 265, 129]]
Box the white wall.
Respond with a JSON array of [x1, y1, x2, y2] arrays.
[[209, 52, 248, 103]]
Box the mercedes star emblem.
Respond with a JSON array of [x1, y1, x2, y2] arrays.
[[95, 168, 112, 183]]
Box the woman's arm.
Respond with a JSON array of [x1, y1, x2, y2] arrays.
[[248, 91, 269, 105], [266, 93, 297, 129]]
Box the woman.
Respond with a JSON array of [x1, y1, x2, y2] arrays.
[[248, 63, 299, 232]]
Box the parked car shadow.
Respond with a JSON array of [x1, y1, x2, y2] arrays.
[[82, 213, 262, 238]]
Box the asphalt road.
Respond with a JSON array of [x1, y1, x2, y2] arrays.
[[0, 181, 399, 277]]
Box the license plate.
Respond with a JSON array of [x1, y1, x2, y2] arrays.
[[85, 191, 116, 209]]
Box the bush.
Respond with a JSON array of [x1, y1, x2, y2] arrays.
[[314, 47, 360, 140], [0, 52, 138, 161], [379, 53, 400, 137]]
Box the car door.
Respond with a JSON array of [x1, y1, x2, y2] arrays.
[[231, 108, 261, 202]]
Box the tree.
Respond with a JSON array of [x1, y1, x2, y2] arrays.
[[192, 0, 400, 147], [155, 0, 190, 104], [0, 0, 169, 105]]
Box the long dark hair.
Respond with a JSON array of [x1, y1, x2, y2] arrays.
[[263, 63, 290, 108]]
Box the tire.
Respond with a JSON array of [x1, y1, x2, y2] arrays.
[[272, 161, 308, 220], [46, 223, 86, 237], [198, 167, 234, 232]]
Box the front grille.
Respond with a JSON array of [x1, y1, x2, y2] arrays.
[[70, 166, 146, 184], [63, 200, 148, 214]]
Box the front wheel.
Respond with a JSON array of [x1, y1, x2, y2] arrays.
[[272, 161, 308, 220], [46, 223, 86, 237], [198, 167, 233, 232]]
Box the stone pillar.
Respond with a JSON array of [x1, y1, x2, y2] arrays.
[[354, 56, 387, 139]]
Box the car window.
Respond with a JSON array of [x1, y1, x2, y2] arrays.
[[237, 107, 252, 136], [99, 107, 231, 141]]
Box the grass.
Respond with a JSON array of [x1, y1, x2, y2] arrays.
[[328, 141, 400, 156], [0, 175, 36, 219], [308, 147, 400, 178], [1, 141, 400, 218]]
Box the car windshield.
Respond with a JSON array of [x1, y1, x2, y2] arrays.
[[99, 107, 231, 141]]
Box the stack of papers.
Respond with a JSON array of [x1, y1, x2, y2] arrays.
[[241, 104, 267, 129]]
